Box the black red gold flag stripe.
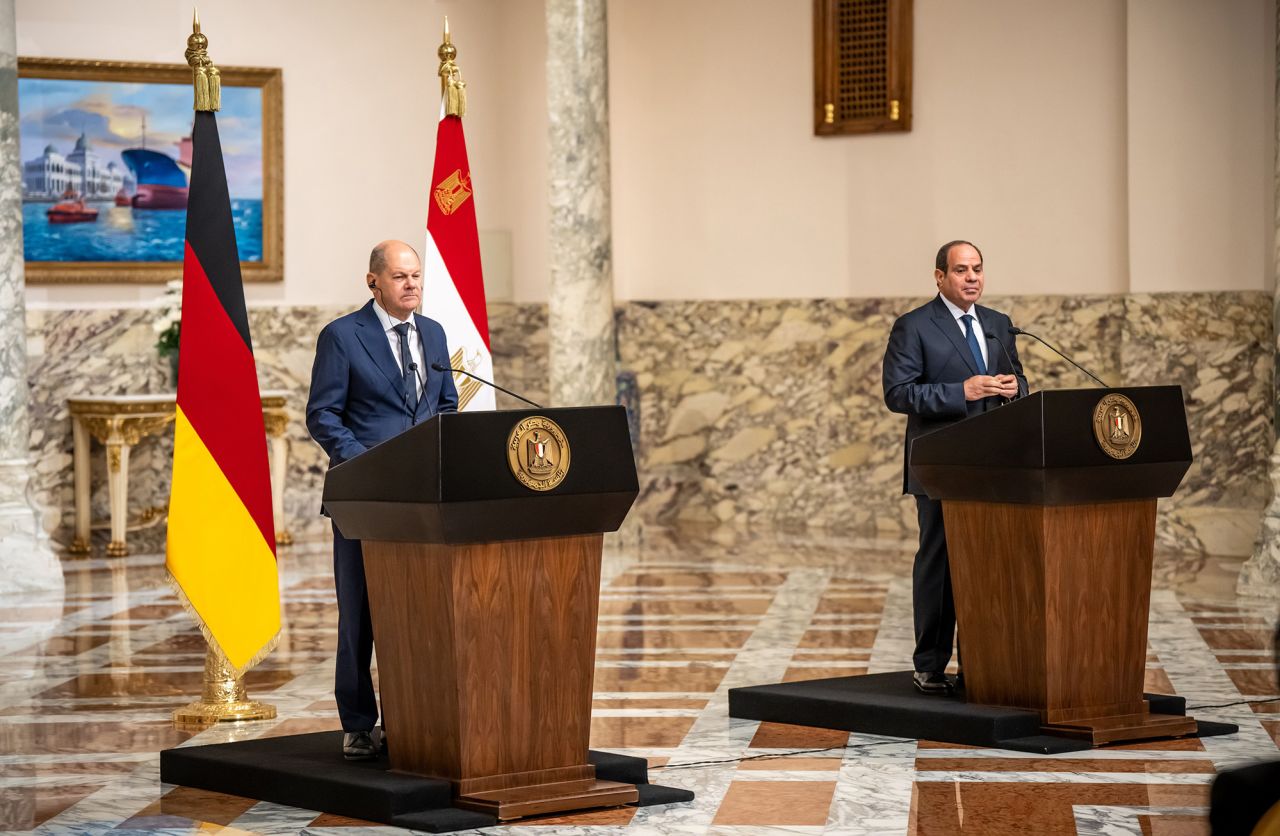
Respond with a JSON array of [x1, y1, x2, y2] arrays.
[[166, 110, 279, 673]]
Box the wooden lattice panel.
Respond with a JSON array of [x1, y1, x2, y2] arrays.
[[836, 0, 889, 121], [814, 0, 912, 135]]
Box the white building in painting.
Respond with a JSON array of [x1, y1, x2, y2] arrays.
[[22, 133, 130, 199]]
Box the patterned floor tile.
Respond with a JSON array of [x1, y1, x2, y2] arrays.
[[0, 527, 1273, 835]]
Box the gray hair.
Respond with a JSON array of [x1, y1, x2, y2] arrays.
[[368, 241, 421, 275]]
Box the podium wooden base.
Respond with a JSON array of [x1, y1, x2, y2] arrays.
[[1043, 712, 1198, 745], [943, 499, 1199, 745], [364, 534, 625, 820], [456, 779, 638, 821]]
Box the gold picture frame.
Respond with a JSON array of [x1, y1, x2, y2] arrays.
[[18, 57, 283, 284]]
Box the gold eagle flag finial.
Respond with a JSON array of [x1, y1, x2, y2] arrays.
[[438, 17, 467, 118], [185, 7, 221, 112]]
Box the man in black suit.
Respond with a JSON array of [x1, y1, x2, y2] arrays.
[[881, 240, 1028, 694]]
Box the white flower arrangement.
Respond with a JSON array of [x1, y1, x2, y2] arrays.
[[154, 280, 182, 357]]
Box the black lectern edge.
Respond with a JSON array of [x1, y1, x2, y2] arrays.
[[324, 490, 638, 545], [909, 461, 1190, 506]]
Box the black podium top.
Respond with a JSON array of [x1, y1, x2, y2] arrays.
[[909, 386, 1192, 505], [323, 406, 639, 544]]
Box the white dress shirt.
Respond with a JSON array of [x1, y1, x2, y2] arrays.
[[939, 293, 989, 370], [372, 301, 424, 400]]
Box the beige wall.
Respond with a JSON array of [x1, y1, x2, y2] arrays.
[[609, 0, 1133, 299], [16, 0, 1277, 308], [1127, 0, 1276, 293]]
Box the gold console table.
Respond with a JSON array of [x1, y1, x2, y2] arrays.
[[67, 392, 292, 556]]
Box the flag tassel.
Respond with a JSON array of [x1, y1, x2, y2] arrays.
[[186, 8, 222, 112], [439, 17, 467, 117]]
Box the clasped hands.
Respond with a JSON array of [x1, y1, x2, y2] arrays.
[[964, 374, 1019, 401]]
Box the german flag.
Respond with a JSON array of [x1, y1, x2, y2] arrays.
[[166, 107, 279, 674]]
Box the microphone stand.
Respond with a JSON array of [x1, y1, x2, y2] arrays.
[[431, 363, 544, 408], [1010, 327, 1109, 388]]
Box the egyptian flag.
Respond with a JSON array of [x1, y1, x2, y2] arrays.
[[166, 109, 279, 674], [423, 102, 495, 411]]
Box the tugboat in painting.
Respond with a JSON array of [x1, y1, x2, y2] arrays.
[[46, 177, 98, 224]]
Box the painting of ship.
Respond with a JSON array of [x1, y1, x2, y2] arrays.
[[45, 197, 98, 223], [120, 143, 188, 208], [120, 148, 188, 209], [20, 71, 267, 266], [118, 114, 189, 210], [45, 151, 98, 224]]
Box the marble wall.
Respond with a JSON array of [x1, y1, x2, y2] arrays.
[[26, 291, 1273, 556], [617, 292, 1272, 554]]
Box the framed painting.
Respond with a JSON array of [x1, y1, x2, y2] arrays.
[[17, 57, 282, 284]]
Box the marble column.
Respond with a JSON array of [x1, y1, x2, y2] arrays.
[[0, 0, 64, 595], [1240, 5, 1280, 599], [545, 0, 617, 407]]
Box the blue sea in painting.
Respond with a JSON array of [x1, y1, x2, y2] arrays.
[[23, 199, 263, 263]]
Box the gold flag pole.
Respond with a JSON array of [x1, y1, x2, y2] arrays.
[[438, 16, 466, 117], [185, 7, 221, 112], [171, 9, 274, 729]]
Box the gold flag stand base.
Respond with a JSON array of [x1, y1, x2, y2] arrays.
[[173, 647, 277, 729]]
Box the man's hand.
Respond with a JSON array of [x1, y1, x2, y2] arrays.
[[964, 374, 1019, 401]]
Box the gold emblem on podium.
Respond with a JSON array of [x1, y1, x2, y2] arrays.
[[507, 416, 571, 491], [1092, 393, 1142, 460]]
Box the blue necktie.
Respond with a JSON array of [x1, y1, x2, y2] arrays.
[[392, 322, 419, 412], [961, 314, 988, 375]]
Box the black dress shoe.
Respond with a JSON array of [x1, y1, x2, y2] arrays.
[[952, 670, 965, 690], [913, 671, 953, 695], [343, 730, 378, 761]]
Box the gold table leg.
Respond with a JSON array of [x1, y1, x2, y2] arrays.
[[105, 441, 131, 557], [69, 417, 92, 555], [173, 646, 277, 728], [265, 411, 293, 547]]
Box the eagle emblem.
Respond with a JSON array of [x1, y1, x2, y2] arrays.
[[1092, 394, 1143, 460], [507, 416, 571, 491]]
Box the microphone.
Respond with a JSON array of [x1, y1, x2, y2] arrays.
[[407, 361, 425, 390], [984, 333, 1025, 400], [430, 362, 543, 408], [1008, 326, 1109, 388]]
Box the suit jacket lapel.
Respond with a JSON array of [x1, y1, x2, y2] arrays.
[[353, 302, 407, 398], [929, 295, 979, 375]]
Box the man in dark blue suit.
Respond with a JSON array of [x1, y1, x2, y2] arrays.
[[882, 240, 1027, 695], [306, 240, 459, 758]]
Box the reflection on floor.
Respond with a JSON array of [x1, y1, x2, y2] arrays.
[[0, 526, 1276, 835]]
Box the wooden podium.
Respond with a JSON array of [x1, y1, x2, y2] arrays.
[[323, 406, 640, 820], [910, 386, 1198, 745]]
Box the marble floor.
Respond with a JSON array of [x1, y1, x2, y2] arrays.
[[0, 526, 1277, 835]]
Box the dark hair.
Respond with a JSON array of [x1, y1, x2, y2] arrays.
[[368, 241, 420, 275], [935, 240, 983, 273]]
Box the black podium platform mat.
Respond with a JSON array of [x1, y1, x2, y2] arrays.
[[728, 671, 1238, 755], [160, 732, 694, 833]]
